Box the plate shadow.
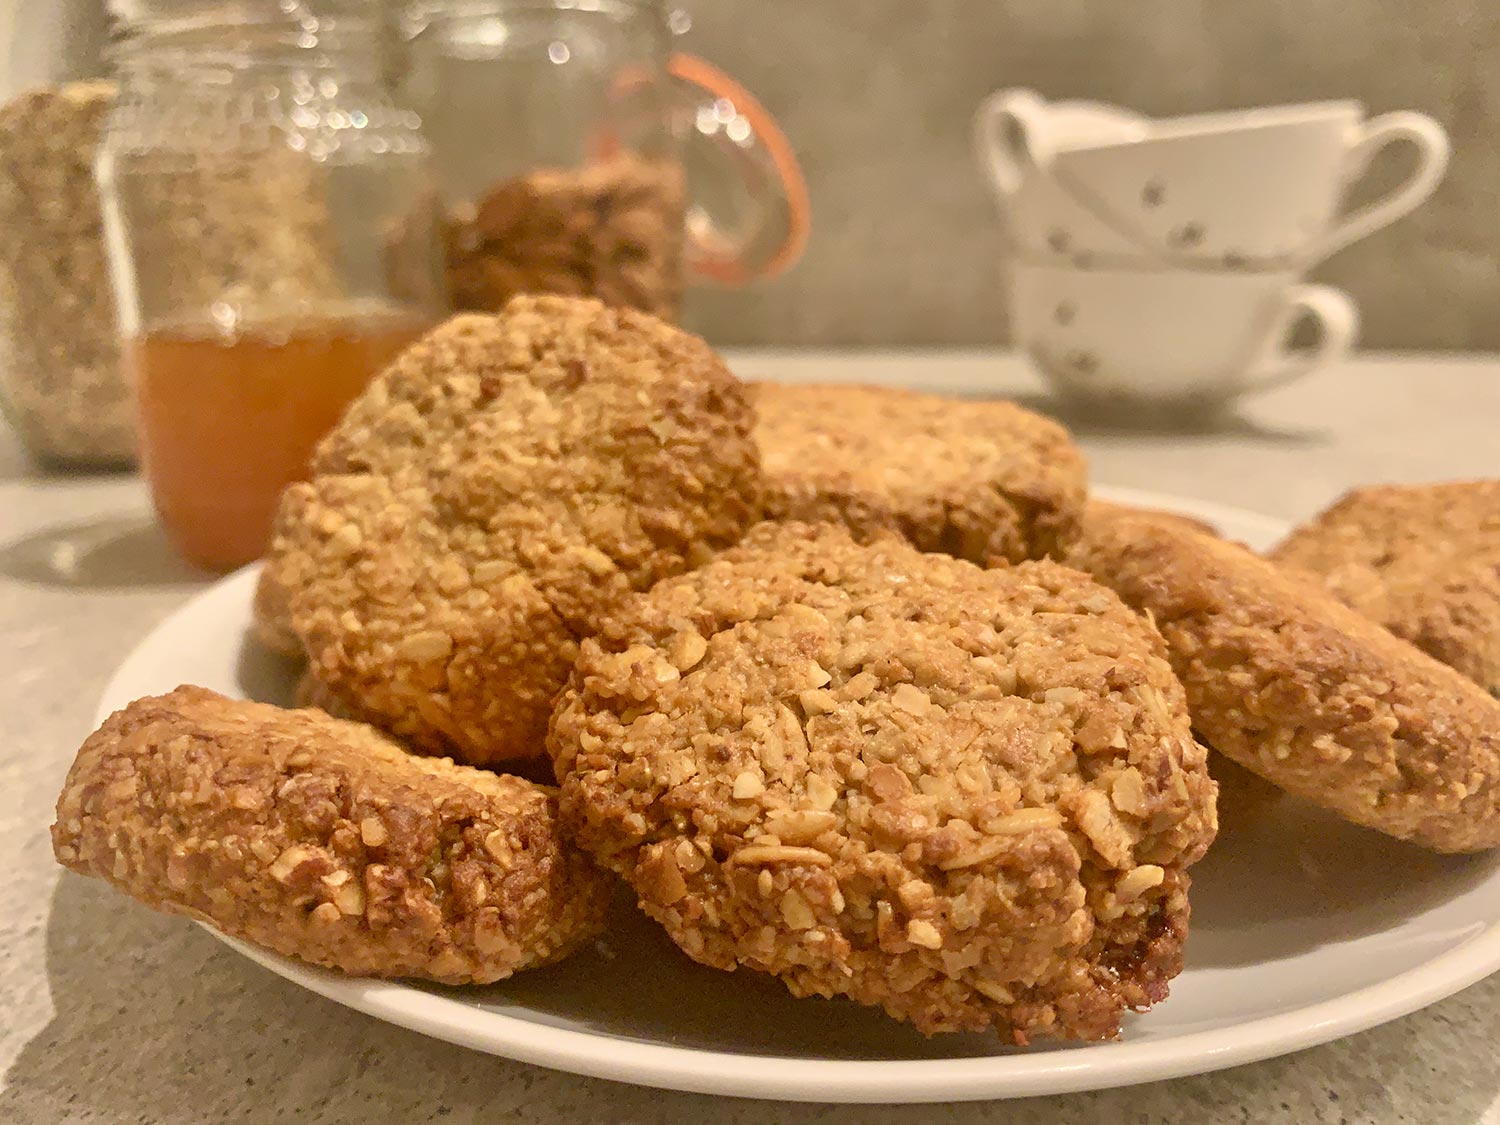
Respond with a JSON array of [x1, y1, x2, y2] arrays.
[[1188, 793, 1498, 968], [235, 633, 303, 709], [467, 885, 1024, 1061], [984, 390, 1329, 444], [0, 515, 207, 590]]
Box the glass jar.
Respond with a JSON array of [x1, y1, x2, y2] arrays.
[[96, 0, 448, 571], [0, 81, 135, 469], [398, 0, 809, 319]]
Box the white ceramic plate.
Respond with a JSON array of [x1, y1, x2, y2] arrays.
[[94, 486, 1500, 1103]]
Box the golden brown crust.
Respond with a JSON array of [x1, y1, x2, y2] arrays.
[[258, 296, 762, 765], [752, 382, 1087, 564], [549, 522, 1215, 1040], [1077, 506, 1270, 831], [51, 686, 611, 983], [1077, 500, 1220, 543], [1270, 481, 1500, 695], [1069, 503, 1500, 853]]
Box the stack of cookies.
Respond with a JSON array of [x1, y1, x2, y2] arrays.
[[51, 296, 1500, 1044]]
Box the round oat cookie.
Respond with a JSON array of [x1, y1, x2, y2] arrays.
[[258, 295, 761, 765], [549, 522, 1217, 1041], [753, 381, 1087, 564], [1069, 502, 1500, 854], [1270, 481, 1500, 695], [52, 686, 611, 983]]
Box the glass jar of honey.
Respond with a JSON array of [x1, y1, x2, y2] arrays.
[[95, 0, 447, 571], [398, 0, 810, 319]]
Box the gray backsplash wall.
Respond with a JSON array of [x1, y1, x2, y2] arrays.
[[676, 0, 1500, 349], [11, 0, 1494, 349]]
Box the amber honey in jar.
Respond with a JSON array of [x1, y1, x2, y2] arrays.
[[95, 2, 447, 570], [128, 306, 429, 571]]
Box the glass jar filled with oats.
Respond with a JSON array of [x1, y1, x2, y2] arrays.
[[96, 0, 448, 571], [398, 0, 810, 319], [0, 82, 135, 468]]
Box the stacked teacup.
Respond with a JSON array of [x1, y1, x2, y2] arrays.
[[974, 89, 1449, 415]]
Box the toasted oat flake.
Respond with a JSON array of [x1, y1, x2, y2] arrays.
[[731, 771, 764, 800], [726, 845, 833, 867], [1115, 864, 1165, 902]]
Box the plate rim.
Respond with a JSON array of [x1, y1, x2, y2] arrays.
[[91, 485, 1500, 1103]]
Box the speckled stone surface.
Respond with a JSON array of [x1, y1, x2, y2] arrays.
[[3, 353, 1499, 1124]]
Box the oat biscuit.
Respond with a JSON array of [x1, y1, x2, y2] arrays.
[[1270, 481, 1500, 695], [550, 522, 1216, 1040], [258, 296, 761, 765], [52, 687, 611, 982], [1070, 502, 1500, 853], [753, 382, 1087, 564], [444, 155, 686, 319]]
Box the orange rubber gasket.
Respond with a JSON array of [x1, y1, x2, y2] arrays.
[[666, 53, 811, 284]]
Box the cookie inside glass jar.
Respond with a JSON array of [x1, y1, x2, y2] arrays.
[[398, 1, 807, 319], [444, 153, 687, 319]]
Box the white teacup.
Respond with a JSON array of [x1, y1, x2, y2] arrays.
[[976, 90, 1450, 268], [1010, 262, 1358, 410], [976, 91, 1153, 261], [973, 90, 1148, 195]]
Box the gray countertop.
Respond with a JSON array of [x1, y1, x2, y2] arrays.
[[2, 351, 1497, 1124]]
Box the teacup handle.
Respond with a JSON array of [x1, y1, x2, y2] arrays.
[[973, 88, 1054, 199], [1242, 284, 1359, 395], [1303, 111, 1450, 264]]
